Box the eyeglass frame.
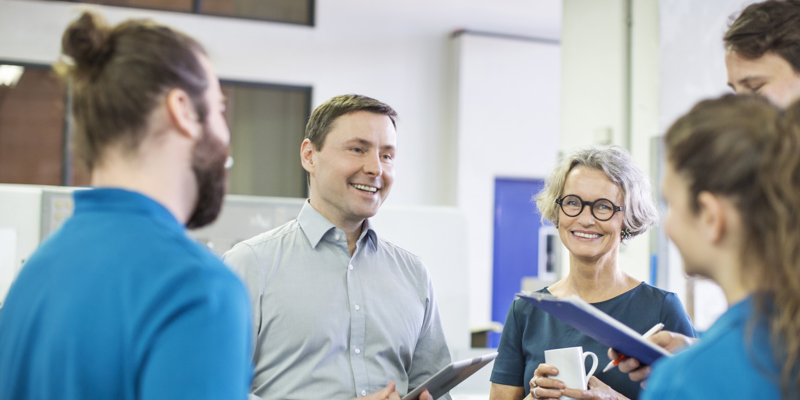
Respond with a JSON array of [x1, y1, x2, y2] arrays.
[[555, 194, 624, 221]]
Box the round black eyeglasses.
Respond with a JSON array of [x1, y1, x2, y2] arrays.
[[555, 194, 624, 221]]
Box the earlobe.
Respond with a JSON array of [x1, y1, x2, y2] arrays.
[[166, 88, 200, 140]]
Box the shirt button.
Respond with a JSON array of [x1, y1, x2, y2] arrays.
[[361, 390, 367, 396], [354, 348, 361, 354], [348, 264, 354, 270], [334, 234, 340, 241], [354, 305, 361, 311]]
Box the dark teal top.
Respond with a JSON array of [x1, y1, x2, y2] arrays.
[[0, 188, 252, 399], [644, 296, 789, 399], [490, 283, 697, 399]]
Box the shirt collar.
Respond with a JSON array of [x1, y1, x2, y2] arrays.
[[360, 218, 378, 250], [707, 295, 753, 335], [297, 201, 378, 250]]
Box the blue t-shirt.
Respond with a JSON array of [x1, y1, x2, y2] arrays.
[[0, 188, 252, 400], [490, 283, 697, 400], [643, 296, 788, 399]]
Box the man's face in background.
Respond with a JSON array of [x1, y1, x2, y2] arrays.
[[726, 49, 800, 109]]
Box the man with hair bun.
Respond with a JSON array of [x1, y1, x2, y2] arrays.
[[0, 11, 249, 400]]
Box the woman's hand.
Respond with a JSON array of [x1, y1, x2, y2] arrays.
[[559, 376, 630, 400], [529, 363, 566, 399], [607, 330, 698, 387], [530, 367, 628, 400]]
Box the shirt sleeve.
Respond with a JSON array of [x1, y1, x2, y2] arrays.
[[660, 292, 698, 339], [222, 243, 265, 344], [490, 300, 526, 387], [138, 270, 253, 399], [406, 265, 453, 400]]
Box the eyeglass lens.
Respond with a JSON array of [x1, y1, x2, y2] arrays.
[[560, 195, 616, 220]]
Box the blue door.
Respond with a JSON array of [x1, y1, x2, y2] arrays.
[[490, 178, 545, 347]]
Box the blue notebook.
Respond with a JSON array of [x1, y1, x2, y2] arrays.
[[517, 292, 672, 365]]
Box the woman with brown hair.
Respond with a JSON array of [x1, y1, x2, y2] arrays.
[[643, 94, 800, 399]]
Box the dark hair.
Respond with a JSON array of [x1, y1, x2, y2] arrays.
[[305, 94, 397, 150], [725, 0, 800, 73], [665, 94, 800, 398], [56, 11, 209, 170]]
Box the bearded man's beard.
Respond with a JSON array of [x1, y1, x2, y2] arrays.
[[185, 125, 229, 229]]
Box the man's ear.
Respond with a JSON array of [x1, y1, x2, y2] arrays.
[[300, 138, 315, 174], [697, 191, 727, 244], [165, 88, 200, 140]]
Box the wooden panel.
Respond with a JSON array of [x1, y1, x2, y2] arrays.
[[201, 0, 311, 24], [80, 0, 193, 12], [0, 68, 65, 185]]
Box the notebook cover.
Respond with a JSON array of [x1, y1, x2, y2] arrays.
[[517, 293, 672, 365]]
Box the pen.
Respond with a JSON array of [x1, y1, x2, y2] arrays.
[[602, 322, 664, 373]]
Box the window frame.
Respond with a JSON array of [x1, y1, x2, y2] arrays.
[[49, 0, 316, 26], [0, 60, 72, 185], [220, 78, 313, 198]]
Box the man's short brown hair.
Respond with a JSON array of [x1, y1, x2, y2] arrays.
[[305, 94, 397, 150], [57, 12, 209, 170], [725, 0, 800, 73]]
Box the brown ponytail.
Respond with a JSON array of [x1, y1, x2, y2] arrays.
[[665, 94, 800, 398]]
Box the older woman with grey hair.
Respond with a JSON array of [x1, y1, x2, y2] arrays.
[[489, 145, 696, 400]]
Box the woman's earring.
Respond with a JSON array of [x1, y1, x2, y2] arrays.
[[621, 228, 632, 241]]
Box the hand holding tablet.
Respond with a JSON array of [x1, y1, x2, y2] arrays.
[[402, 352, 498, 400]]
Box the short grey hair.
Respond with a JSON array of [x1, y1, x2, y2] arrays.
[[534, 145, 659, 239]]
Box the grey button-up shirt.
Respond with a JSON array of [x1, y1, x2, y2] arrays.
[[222, 201, 452, 400]]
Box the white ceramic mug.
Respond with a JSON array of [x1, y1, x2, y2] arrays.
[[544, 346, 598, 398]]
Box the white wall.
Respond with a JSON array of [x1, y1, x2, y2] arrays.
[[453, 33, 561, 328], [659, 0, 754, 132], [561, 0, 628, 151], [659, 0, 757, 330]]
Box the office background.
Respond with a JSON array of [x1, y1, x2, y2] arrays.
[[0, 0, 753, 362]]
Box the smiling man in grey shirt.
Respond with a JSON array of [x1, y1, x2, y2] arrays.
[[223, 94, 451, 400]]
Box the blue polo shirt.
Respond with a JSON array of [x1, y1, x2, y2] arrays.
[[643, 296, 790, 399], [0, 188, 252, 400]]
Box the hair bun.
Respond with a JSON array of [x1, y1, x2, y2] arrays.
[[62, 12, 113, 76]]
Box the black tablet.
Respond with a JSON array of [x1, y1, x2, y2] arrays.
[[402, 352, 498, 400]]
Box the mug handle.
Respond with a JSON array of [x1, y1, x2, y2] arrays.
[[583, 351, 598, 380]]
